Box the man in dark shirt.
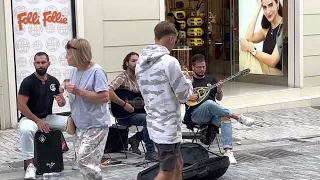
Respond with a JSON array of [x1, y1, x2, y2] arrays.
[[187, 54, 255, 164], [167, 12, 181, 32], [17, 52, 68, 179]]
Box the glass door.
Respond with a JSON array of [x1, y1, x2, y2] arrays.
[[205, 0, 233, 80]]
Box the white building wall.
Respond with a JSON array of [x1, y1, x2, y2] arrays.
[[303, 0, 320, 87]]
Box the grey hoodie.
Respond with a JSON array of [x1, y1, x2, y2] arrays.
[[135, 45, 193, 144]]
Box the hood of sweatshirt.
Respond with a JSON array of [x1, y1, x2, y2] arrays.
[[138, 45, 170, 69]]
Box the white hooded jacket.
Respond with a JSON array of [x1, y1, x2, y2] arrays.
[[135, 45, 193, 144]]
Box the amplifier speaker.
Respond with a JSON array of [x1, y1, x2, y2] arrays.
[[24, 130, 64, 175]]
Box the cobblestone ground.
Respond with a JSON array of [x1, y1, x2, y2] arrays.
[[1, 107, 320, 179], [8, 140, 320, 180]]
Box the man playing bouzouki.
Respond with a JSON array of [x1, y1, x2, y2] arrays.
[[109, 52, 158, 161], [185, 54, 255, 164]]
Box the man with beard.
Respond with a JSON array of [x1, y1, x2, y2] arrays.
[[17, 52, 68, 179], [109, 52, 158, 161], [185, 54, 255, 164]]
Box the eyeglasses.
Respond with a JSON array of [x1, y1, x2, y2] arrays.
[[66, 41, 77, 50], [195, 66, 206, 69]]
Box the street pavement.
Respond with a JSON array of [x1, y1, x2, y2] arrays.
[[1, 106, 320, 179]]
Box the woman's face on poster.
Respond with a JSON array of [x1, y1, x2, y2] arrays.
[[261, 0, 279, 22]]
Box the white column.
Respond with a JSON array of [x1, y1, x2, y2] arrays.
[[294, 0, 304, 88], [160, 0, 166, 21], [4, 0, 18, 129]]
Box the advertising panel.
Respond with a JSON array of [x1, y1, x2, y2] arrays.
[[12, 0, 74, 113], [239, 0, 284, 76]]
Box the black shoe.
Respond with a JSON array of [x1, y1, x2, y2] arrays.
[[128, 136, 142, 155], [145, 151, 158, 162]]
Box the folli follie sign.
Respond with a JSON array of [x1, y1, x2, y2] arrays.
[[11, 0, 74, 114], [17, 10, 68, 31]]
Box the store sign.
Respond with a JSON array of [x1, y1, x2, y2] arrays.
[[238, 0, 285, 76], [17, 11, 68, 30], [11, 0, 74, 113]]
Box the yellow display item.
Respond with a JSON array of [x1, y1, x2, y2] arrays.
[[174, 11, 186, 20], [177, 21, 186, 29], [187, 17, 204, 26], [187, 28, 203, 37], [187, 38, 204, 47], [179, 31, 186, 39]]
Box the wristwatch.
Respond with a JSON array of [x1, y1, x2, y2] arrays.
[[252, 46, 257, 56]]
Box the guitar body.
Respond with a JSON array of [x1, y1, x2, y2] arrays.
[[185, 86, 211, 107], [110, 89, 146, 119]]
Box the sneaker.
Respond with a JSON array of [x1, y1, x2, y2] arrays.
[[128, 136, 142, 155], [224, 150, 237, 164], [238, 114, 254, 126], [145, 151, 158, 162], [24, 163, 36, 180]]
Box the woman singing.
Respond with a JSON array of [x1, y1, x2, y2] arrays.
[[65, 38, 111, 180], [240, 0, 283, 75]]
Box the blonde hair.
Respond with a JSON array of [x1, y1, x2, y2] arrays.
[[65, 38, 92, 65]]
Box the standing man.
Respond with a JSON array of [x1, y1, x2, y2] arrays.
[[18, 52, 68, 179], [136, 21, 193, 180], [109, 52, 158, 161]]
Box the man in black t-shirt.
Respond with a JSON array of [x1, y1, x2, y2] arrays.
[[186, 54, 255, 164], [167, 12, 181, 32], [17, 52, 69, 179]]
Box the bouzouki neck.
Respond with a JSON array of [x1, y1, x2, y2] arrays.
[[207, 70, 243, 91]]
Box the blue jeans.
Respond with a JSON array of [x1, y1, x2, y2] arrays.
[[191, 100, 233, 149], [117, 113, 155, 153]]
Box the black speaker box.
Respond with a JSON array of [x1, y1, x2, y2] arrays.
[[24, 130, 64, 175], [104, 124, 129, 153]]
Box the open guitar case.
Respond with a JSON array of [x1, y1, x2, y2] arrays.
[[137, 142, 230, 180]]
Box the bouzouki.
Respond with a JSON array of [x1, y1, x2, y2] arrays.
[[185, 68, 250, 108], [110, 89, 145, 119]]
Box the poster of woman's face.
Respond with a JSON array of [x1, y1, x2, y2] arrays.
[[239, 0, 284, 76]]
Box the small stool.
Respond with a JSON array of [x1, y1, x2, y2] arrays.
[[24, 130, 64, 175]]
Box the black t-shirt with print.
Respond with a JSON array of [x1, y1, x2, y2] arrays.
[[192, 76, 218, 102], [18, 73, 61, 119]]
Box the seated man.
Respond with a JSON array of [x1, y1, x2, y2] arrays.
[[185, 54, 254, 164], [18, 52, 69, 179], [109, 52, 158, 161]]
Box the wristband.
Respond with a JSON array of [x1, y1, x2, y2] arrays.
[[122, 102, 127, 107]]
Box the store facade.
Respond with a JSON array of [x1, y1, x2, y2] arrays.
[[0, 0, 318, 129]]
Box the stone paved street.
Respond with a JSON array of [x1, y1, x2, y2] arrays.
[[1, 107, 320, 179]]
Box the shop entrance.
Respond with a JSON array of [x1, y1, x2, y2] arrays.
[[165, 0, 233, 79]]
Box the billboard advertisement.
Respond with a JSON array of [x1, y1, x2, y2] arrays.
[[11, 0, 74, 113], [239, 0, 284, 76]]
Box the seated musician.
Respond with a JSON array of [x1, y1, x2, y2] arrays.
[[17, 52, 72, 179], [185, 54, 255, 164], [108, 52, 158, 161]]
